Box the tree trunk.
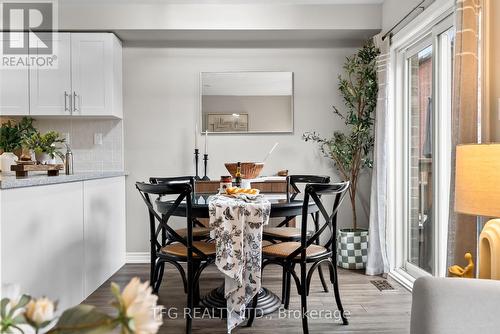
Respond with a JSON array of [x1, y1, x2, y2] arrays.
[[350, 186, 357, 231]]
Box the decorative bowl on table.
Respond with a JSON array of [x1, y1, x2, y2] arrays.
[[224, 162, 264, 179]]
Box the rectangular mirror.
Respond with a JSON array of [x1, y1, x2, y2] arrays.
[[201, 71, 293, 133]]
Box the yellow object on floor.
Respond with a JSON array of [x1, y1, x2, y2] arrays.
[[448, 252, 474, 278], [479, 219, 500, 279]]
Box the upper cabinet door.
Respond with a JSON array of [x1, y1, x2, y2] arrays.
[[29, 33, 72, 116], [0, 67, 29, 116], [71, 34, 122, 118], [0, 34, 29, 116]]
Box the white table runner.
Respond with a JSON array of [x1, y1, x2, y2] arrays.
[[208, 194, 271, 333]]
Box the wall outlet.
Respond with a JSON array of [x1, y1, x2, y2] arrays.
[[94, 133, 103, 146]]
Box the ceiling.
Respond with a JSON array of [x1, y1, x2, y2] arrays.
[[60, 0, 382, 45], [61, 0, 384, 4]]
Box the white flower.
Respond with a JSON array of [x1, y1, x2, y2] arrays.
[[25, 297, 55, 326], [120, 278, 162, 334], [10, 324, 36, 334]]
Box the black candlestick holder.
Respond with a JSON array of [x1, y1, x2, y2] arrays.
[[202, 154, 210, 181], [194, 149, 201, 180]]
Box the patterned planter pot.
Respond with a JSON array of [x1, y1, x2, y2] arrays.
[[337, 228, 369, 269]]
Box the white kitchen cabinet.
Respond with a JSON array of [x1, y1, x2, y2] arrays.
[[71, 34, 122, 118], [0, 67, 29, 116], [0, 176, 126, 308], [1, 182, 85, 310], [29, 33, 72, 116], [83, 177, 126, 296], [2, 33, 122, 118], [0, 34, 29, 116]]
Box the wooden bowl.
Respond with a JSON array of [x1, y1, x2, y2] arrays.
[[225, 162, 264, 179]]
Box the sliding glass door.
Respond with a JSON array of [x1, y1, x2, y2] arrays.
[[402, 19, 455, 279], [407, 42, 435, 275]]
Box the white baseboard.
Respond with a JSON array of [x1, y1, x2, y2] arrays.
[[126, 252, 150, 264]]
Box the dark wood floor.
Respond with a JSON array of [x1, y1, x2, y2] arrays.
[[84, 264, 411, 333]]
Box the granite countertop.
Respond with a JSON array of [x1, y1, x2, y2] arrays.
[[0, 171, 127, 189]]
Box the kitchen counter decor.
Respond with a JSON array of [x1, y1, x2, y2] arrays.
[[23, 130, 65, 165], [10, 161, 64, 178], [0, 117, 37, 175]]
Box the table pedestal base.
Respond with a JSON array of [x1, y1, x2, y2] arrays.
[[200, 285, 281, 317]]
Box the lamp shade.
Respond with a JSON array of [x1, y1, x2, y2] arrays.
[[455, 144, 500, 217]]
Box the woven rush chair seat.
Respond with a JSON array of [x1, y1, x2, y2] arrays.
[[175, 227, 211, 238], [263, 241, 328, 259], [161, 241, 216, 258], [263, 227, 306, 239], [264, 227, 302, 239]]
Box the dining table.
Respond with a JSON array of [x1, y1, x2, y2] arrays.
[[155, 192, 320, 318]]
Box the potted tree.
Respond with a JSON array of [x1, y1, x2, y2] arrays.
[[303, 41, 379, 269], [23, 131, 65, 165], [0, 117, 37, 175]]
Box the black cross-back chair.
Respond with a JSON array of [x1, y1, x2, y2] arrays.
[[150, 176, 211, 242], [136, 181, 216, 334], [263, 175, 331, 308], [248, 181, 350, 333]]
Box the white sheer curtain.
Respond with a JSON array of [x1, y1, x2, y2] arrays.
[[366, 34, 391, 276]]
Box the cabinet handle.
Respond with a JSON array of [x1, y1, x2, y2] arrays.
[[73, 92, 79, 113], [64, 91, 70, 112]]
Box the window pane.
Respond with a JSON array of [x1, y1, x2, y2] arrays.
[[408, 45, 434, 275]]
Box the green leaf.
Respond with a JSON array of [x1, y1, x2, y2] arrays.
[[0, 118, 37, 152], [16, 295, 31, 309], [1, 298, 10, 318], [47, 305, 116, 334]]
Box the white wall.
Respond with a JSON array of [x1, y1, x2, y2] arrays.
[[382, 0, 426, 32], [123, 47, 372, 252]]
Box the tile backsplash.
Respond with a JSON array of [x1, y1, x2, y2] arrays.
[[34, 118, 124, 172]]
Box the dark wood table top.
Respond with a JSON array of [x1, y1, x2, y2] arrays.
[[155, 193, 318, 218]]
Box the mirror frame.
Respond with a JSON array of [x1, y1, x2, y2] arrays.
[[199, 71, 294, 134]]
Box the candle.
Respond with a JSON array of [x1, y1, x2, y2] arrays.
[[204, 130, 208, 154], [195, 123, 199, 149]]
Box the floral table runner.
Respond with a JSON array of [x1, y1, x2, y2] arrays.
[[208, 194, 271, 333]]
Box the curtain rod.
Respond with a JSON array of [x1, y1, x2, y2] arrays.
[[382, 0, 427, 41]]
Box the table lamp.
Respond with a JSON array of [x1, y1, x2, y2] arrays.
[[455, 143, 500, 279]]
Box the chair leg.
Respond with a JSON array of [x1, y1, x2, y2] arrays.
[[318, 264, 329, 293], [284, 270, 291, 309], [152, 261, 163, 294], [281, 265, 287, 305], [329, 262, 348, 325], [153, 261, 165, 294], [186, 261, 194, 334], [300, 262, 309, 334], [169, 260, 188, 294], [150, 253, 156, 287], [329, 262, 335, 284], [193, 262, 201, 306]]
